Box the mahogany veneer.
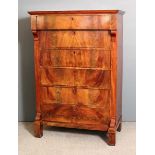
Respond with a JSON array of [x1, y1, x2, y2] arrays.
[[28, 10, 124, 145]]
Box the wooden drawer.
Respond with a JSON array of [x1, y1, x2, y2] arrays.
[[41, 86, 110, 107], [41, 87, 76, 105], [40, 68, 74, 86], [36, 14, 116, 30], [75, 69, 111, 88], [41, 104, 110, 125], [40, 49, 111, 68], [40, 68, 111, 88], [40, 50, 74, 67], [76, 88, 110, 107], [39, 31, 111, 49]]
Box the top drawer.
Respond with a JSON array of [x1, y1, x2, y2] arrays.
[[34, 14, 116, 30]]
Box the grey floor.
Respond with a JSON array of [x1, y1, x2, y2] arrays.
[[18, 122, 136, 155]]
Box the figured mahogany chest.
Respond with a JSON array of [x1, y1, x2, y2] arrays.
[[28, 10, 124, 145]]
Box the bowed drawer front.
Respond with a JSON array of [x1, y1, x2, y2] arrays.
[[29, 10, 124, 146], [39, 31, 111, 49], [40, 49, 111, 68], [35, 14, 116, 30]]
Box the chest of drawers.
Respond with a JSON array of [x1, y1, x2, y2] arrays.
[[28, 10, 124, 145]]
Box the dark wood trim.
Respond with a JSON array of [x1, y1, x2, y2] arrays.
[[28, 10, 125, 15], [43, 121, 109, 131]]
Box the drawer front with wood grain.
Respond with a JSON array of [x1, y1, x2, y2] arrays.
[[41, 86, 110, 107], [39, 31, 111, 49], [41, 104, 110, 125], [40, 68, 75, 86], [76, 88, 110, 107], [74, 69, 111, 88], [40, 49, 111, 68], [41, 87, 76, 105], [40, 68, 111, 88], [36, 14, 116, 30]]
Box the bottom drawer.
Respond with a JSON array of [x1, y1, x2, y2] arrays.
[[41, 104, 110, 125], [41, 86, 110, 108]]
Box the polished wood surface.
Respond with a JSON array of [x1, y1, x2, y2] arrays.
[[40, 49, 111, 68], [36, 14, 114, 30], [28, 10, 125, 15], [41, 87, 110, 107], [39, 31, 111, 49], [29, 10, 124, 145], [41, 104, 110, 125], [40, 68, 111, 88]]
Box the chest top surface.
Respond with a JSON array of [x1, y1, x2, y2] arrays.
[[28, 10, 124, 31], [28, 10, 125, 15]]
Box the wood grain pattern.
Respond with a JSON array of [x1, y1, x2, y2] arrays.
[[41, 104, 110, 125], [31, 15, 37, 30], [41, 87, 76, 105], [32, 30, 43, 138], [28, 10, 125, 15], [43, 121, 109, 131], [39, 31, 111, 49], [76, 89, 110, 107], [74, 69, 111, 88], [40, 68, 74, 86], [40, 49, 111, 68], [41, 86, 110, 108], [29, 10, 124, 146], [40, 68, 111, 88], [36, 15, 113, 30], [107, 118, 116, 145]]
